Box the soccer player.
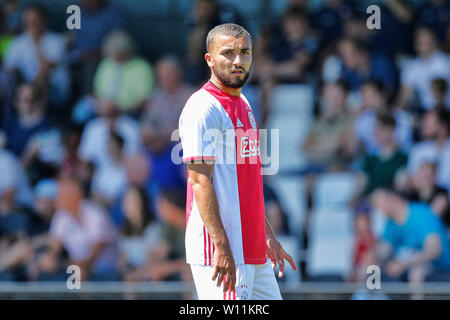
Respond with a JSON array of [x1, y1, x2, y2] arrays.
[[178, 23, 297, 300]]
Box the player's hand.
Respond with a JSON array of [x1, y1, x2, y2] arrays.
[[266, 238, 297, 278], [212, 246, 236, 292]]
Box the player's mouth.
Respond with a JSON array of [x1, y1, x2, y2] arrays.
[[231, 69, 245, 76]]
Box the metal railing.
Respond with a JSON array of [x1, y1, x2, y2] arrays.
[[1, 281, 450, 300]]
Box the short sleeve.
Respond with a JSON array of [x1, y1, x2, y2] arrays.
[[178, 91, 222, 163], [49, 211, 67, 241], [84, 203, 116, 243], [77, 121, 98, 163], [381, 220, 397, 247], [400, 60, 416, 88]]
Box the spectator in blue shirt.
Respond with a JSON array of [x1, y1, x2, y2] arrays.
[[3, 83, 51, 158], [337, 37, 398, 96], [372, 188, 450, 284]]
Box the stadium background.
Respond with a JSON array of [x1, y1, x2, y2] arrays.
[[0, 0, 449, 299]]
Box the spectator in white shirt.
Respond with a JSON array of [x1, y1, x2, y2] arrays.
[[407, 108, 450, 191], [354, 80, 413, 154], [3, 4, 70, 107], [91, 131, 127, 208], [77, 99, 141, 168], [49, 178, 119, 280], [397, 26, 450, 111], [118, 185, 160, 281]]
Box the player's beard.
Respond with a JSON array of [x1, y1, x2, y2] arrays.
[[213, 66, 251, 89]]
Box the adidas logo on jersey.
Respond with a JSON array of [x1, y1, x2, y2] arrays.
[[236, 118, 244, 127]]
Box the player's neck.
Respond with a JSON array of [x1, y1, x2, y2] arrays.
[[209, 77, 241, 97]]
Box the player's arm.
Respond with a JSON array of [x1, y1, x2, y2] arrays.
[[265, 217, 297, 278], [187, 162, 236, 292]]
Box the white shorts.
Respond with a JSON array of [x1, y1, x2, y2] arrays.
[[190, 260, 282, 300]]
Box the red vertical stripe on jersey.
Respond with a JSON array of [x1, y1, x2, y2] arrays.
[[207, 233, 212, 265]]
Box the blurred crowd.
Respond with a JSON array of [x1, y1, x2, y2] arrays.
[[0, 0, 449, 287]]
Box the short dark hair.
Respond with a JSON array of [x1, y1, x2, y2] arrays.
[[25, 3, 48, 22], [431, 78, 448, 94], [282, 7, 308, 23], [376, 112, 396, 129], [206, 23, 252, 52], [341, 37, 369, 55], [362, 79, 388, 96]]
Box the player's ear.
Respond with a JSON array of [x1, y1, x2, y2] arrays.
[[205, 52, 214, 68]]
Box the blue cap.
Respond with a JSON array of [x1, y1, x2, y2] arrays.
[[34, 179, 59, 200]]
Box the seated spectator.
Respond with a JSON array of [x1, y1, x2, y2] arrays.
[[254, 7, 319, 84], [93, 30, 154, 114], [118, 186, 160, 281], [49, 177, 119, 281], [356, 113, 408, 197], [67, 0, 125, 96], [91, 131, 127, 208], [372, 189, 450, 284], [350, 205, 376, 283], [141, 117, 186, 202], [354, 80, 413, 154], [431, 78, 449, 111], [143, 55, 193, 141], [78, 99, 141, 169], [28, 178, 59, 236], [145, 189, 191, 282], [0, 147, 33, 207], [407, 108, 450, 191], [25, 179, 65, 281], [302, 79, 356, 170], [397, 26, 450, 112], [3, 83, 51, 158], [401, 162, 450, 230], [59, 125, 83, 179], [415, 0, 450, 44], [0, 183, 34, 281], [254, 8, 319, 124], [110, 152, 153, 227], [3, 4, 70, 107], [337, 37, 397, 97]]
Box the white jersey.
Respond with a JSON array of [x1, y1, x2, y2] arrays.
[[179, 81, 266, 266]]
